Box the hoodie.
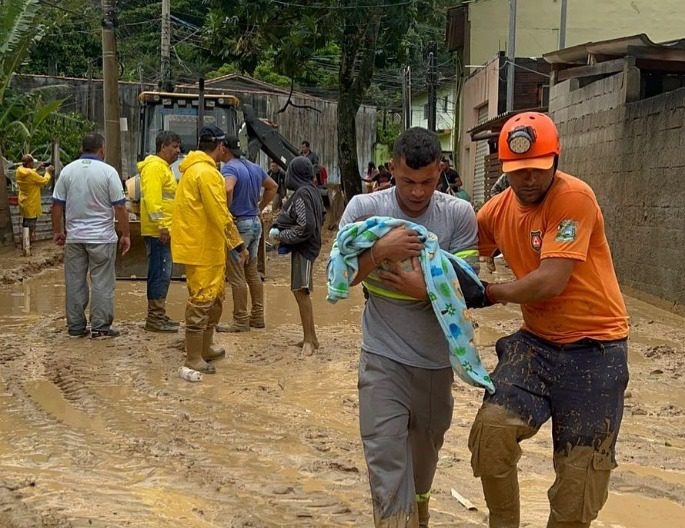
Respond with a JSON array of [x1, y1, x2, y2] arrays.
[[171, 151, 242, 266], [274, 156, 324, 261], [137, 154, 177, 237]]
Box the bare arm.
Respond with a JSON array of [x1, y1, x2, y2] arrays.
[[350, 227, 424, 286], [259, 176, 278, 212], [113, 204, 131, 255], [52, 202, 65, 245], [224, 176, 237, 208], [487, 258, 575, 304]]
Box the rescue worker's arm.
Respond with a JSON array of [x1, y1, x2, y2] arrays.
[[113, 204, 131, 255], [486, 258, 575, 304], [140, 166, 168, 241], [377, 257, 428, 300], [28, 167, 52, 186], [351, 227, 423, 287], [259, 176, 278, 213]]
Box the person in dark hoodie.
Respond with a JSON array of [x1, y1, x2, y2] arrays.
[[270, 156, 324, 356]]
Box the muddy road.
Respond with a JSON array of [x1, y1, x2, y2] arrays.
[[0, 249, 684, 527]]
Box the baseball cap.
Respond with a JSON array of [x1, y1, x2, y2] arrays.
[[198, 125, 226, 143], [222, 135, 242, 157]]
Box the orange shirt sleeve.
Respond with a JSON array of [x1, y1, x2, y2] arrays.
[[540, 190, 597, 262], [476, 201, 498, 257]]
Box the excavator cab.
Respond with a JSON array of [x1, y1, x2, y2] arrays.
[[138, 91, 240, 162]]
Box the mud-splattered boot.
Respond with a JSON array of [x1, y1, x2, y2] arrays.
[[184, 330, 215, 374], [202, 327, 226, 361]]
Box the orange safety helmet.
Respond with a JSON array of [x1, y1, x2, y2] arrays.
[[498, 112, 560, 172]]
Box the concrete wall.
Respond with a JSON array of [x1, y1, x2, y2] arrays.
[[468, 0, 685, 66], [460, 57, 501, 195], [549, 71, 685, 310]]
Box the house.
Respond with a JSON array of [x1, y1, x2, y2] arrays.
[[446, 0, 685, 205], [410, 85, 456, 154]]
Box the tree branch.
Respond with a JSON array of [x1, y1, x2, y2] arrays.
[[277, 78, 321, 114]]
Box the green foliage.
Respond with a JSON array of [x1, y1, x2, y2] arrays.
[[206, 63, 239, 79], [253, 61, 291, 88], [0, 0, 44, 103], [0, 91, 93, 162], [376, 117, 401, 150]]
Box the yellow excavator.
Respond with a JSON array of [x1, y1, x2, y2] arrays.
[[116, 89, 301, 280]]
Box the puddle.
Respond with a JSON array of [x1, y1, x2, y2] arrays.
[[23, 380, 107, 434], [0, 265, 364, 329]]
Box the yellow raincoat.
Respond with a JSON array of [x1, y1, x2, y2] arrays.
[[16, 167, 51, 219], [172, 151, 242, 301], [138, 154, 177, 237]]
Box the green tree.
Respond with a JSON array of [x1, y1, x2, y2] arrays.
[[0, 0, 44, 244], [204, 0, 442, 197]]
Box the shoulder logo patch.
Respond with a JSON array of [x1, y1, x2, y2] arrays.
[[530, 230, 542, 252], [556, 219, 577, 242]]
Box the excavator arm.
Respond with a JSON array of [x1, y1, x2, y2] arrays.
[[242, 104, 299, 170]]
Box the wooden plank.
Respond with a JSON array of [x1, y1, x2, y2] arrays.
[[556, 58, 626, 83]]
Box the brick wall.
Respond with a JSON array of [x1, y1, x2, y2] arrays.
[[550, 72, 685, 312]]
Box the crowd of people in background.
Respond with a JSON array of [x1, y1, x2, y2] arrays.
[[364, 155, 472, 204]]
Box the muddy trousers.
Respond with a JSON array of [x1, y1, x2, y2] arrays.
[[358, 350, 454, 527], [226, 217, 264, 326], [64, 242, 116, 334], [184, 264, 225, 332], [468, 331, 629, 528]]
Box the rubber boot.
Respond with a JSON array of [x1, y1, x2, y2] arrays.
[[202, 327, 226, 361], [184, 330, 215, 374], [145, 299, 177, 333], [246, 258, 265, 328], [418, 499, 430, 528]]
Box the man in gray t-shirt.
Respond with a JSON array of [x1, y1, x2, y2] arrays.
[[52, 133, 130, 338], [339, 128, 478, 527]]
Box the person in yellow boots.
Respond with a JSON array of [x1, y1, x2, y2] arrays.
[[172, 126, 248, 374], [139, 131, 182, 333], [16, 154, 53, 255]]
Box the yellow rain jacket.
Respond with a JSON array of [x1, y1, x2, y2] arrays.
[[138, 154, 177, 237], [171, 150, 242, 266], [16, 167, 51, 219]]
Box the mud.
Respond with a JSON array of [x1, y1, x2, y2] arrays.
[[0, 241, 63, 284], [0, 250, 684, 527]]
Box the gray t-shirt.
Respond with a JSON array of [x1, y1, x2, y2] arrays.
[[339, 188, 478, 369], [53, 156, 125, 244]]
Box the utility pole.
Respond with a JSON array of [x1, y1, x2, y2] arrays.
[[426, 43, 438, 132], [559, 0, 568, 49], [506, 0, 517, 112], [101, 0, 122, 174], [160, 0, 172, 91], [401, 66, 412, 131]]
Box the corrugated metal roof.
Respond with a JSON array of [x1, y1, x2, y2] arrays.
[[544, 33, 685, 65]]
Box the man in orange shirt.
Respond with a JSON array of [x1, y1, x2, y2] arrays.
[[470, 112, 629, 528]]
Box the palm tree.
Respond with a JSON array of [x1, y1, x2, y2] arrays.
[[0, 0, 43, 244]]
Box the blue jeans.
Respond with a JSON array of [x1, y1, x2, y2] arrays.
[[232, 216, 262, 262], [145, 236, 172, 300]]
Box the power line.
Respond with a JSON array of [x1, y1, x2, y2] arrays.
[[36, 0, 88, 17]]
